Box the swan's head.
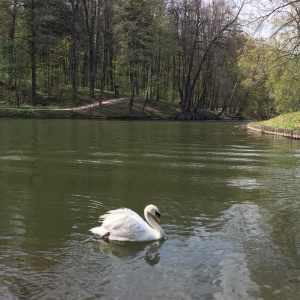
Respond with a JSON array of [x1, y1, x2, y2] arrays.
[[145, 204, 161, 223]]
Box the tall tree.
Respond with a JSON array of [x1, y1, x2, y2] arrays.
[[168, 0, 244, 112], [82, 0, 103, 98], [119, 0, 156, 111], [22, 0, 72, 106], [238, 36, 272, 117], [254, 0, 300, 54], [0, 0, 22, 106], [99, 0, 116, 103], [0, 0, 19, 87], [23, 0, 39, 106], [69, 0, 80, 102], [266, 47, 300, 113]]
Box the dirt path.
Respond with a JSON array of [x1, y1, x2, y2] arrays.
[[49, 97, 128, 111], [0, 97, 128, 111]]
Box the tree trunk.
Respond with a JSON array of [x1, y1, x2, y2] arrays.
[[8, 0, 18, 88], [218, 77, 238, 116], [30, 42, 37, 106], [82, 0, 97, 98], [29, 2, 37, 106], [70, 0, 79, 102], [129, 70, 135, 112]]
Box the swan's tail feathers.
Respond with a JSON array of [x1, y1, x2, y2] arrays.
[[99, 213, 109, 222], [89, 226, 110, 239]]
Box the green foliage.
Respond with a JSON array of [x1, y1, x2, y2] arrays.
[[266, 52, 300, 113], [117, 0, 157, 90], [4, 0, 297, 117], [238, 38, 269, 91], [237, 36, 274, 117]]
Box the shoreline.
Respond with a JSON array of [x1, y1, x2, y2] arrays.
[[0, 98, 227, 121], [247, 123, 300, 139]]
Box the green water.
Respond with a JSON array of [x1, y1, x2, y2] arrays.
[[0, 119, 299, 299]]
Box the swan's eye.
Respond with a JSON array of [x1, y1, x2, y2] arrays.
[[155, 211, 161, 218]]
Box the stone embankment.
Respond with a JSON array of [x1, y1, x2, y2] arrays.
[[247, 124, 300, 139]]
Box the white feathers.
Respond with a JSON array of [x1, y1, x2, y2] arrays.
[[89, 205, 166, 242]]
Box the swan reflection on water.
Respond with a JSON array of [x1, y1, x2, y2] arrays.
[[88, 204, 166, 266], [95, 239, 165, 266]]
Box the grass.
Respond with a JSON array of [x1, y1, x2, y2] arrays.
[[0, 85, 224, 120], [81, 98, 181, 119], [0, 97, 182, 120], [254, 112, 300, 130]]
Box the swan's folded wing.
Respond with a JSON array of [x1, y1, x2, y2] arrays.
[[100, 208, 153, 241], [100, 208, 144, 224], [99, 208, 128, 221]]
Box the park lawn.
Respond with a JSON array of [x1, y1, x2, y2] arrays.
[[254, 112, 300, 130]]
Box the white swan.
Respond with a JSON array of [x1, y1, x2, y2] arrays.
[[90, 204, 166, 242]]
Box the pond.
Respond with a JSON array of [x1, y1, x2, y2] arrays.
[[0, 119, 299, 299]]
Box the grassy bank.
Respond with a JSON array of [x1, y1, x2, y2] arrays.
[[0, 98, 174, 119], [0, 97, 223, 120], [0, 84, 241, 120], [247, 112, 300, 139], [253, 112, 300, 130]]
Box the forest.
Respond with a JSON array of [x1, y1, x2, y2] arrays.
[[0, 0, 300, 118]]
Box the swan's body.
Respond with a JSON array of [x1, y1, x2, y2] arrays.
[[90, 204, 166, 242]]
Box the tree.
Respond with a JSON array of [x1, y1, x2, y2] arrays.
[[245, 0, 300, 114], [0, 0, 19, 87], [238, 36, 274, 117], [254, 0, 300, 54], [23, 0, 39, 106], [267, 49, 300, 112], [99, 0, 116, 103], [119, 0, 157, 111], [82, 0, 101, 98], [22, 0, 72, 106], [0, 0, 23, 106], [69, 0, 80, 102], [0, 0, 257, 116], [168, 0, 245, 112]]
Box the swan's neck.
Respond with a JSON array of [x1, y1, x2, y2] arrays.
[[145, 211, 165, 239]]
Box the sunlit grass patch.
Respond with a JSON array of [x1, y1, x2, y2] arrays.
[[254, 112, 300, 130]]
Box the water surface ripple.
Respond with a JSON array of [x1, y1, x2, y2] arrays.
[[0, 119, 299, 299]]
